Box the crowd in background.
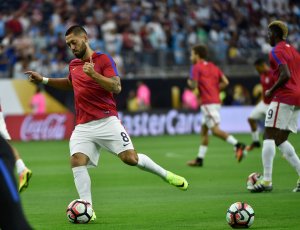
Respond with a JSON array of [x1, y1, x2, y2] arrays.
[[1, 0, 300, 79]]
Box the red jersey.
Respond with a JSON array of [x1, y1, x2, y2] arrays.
[[190, 61, 223, 105], [68, 52, 119, 125], [260, 70, 275, 104], [269, 41, 300, 106]]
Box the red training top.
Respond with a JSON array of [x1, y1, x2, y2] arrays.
[[190, 60, 223, 105], [68, 52, 119, 125]]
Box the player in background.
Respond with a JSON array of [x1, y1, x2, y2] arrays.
[[252, 20, 300, 192], [0, 100, 32, 192], [26, 25, 188, 220], [0, 135, 32, 229], [246, 58, 275, 151], [186, 44, 247, 167]]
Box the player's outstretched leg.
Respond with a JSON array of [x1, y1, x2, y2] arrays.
[[18, 168, 32, 193], [187, 157, 203, 167], [246, 118, 261, 151], [234, 143, 247, 162], [12, 146, 32, 193], [293, 178, 300, 192], [211, 125, 247, 162], [165, 171, 188, 191], [246, 141, 261, 151], [137, 153, 189, 191]]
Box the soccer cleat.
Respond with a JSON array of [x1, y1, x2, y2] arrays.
[[19, 168, 32, 193], [235, 143, 247, 162], [166, 171, 188, 191], [246, 141, 261, 151], [251, 180, 273, 193], [292, 179, 300, 192], [187, 157, 203, 167], [90, 210, 96, 222]]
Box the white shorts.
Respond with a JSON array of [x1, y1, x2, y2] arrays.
[[69, 116, 134, 167], [265, 102, 299, 133], [249, 101, 269, 120], [0, 112, 11, 140], [201, 104, 221, 129]]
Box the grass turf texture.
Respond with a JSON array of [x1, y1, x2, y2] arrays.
[[14, 134, 300, 229]]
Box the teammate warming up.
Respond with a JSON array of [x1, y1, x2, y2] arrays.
[[26, 25, 188, 220], [246, 58, 275, 151], [186, 44, 247, 167], [0, 100, 32, 192], [252, 20, 300, 193]]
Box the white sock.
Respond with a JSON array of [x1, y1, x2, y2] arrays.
[[137, 153, 167, 179], [72, 166, 92, 204], [278, 141, 300, 176], [15, 159, 27, 175], [262, 140, 276, 182], [197, 145, 208, 159], [226, 135, 238, 145], [251, 130, 259, 142]]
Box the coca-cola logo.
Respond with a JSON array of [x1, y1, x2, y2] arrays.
[[20, 114, 67, 141]]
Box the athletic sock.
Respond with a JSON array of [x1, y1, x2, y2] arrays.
[[15, 159, 26, 175], [251, 130, 259, 142], [197, 145, 208, 159], [137, 153, 167, 179], [262, 139, 276, 182], [278, 141, 300, 176], [226, 135, 238, 145], [72, 166, 92, 204]]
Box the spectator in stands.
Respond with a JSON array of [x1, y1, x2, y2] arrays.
[[182, 87, 199, 110], [30, 85, 46, 115], [127, 90, 139, 112], [0, 44, 9, 78], [0, 0, 300, 78], [136, 81, 151, 111]]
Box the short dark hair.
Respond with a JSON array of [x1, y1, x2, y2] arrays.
[[254, 58, 266, 66], [65, 25, 87, 36], [192, 44, 208, 59]]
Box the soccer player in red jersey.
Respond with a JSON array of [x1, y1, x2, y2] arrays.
[[26, 25, 188, 219], [0, 100, 32, 192], [246, 58, 276, 151], [251, 20, 300, 192], [186, 44, 247, 167]]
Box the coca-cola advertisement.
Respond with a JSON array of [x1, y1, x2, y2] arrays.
[[6, 113, 75, 141]]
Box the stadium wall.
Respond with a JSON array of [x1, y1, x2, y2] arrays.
[[119, 108, 300, 137]]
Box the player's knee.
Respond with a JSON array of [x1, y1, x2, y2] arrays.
[[70, 153, 89, 167], [248, 118, 254, 123], [210, 126, 219, 136], [119, 150, 138, 166]]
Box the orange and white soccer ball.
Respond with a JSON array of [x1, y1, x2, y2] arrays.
[[226, 202, 255, 228], [66, 199, 93, 224]]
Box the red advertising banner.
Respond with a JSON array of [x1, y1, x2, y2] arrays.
[[5, 113, 75, 141]]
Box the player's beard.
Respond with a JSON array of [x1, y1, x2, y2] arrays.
[[73, 41, 87, 59]]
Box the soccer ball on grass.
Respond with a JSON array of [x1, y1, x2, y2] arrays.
[[66, 199, 93, 224], [226, 202, 255, 228]]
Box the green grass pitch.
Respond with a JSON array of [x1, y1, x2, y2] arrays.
[[14, 134, 300, 229]]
